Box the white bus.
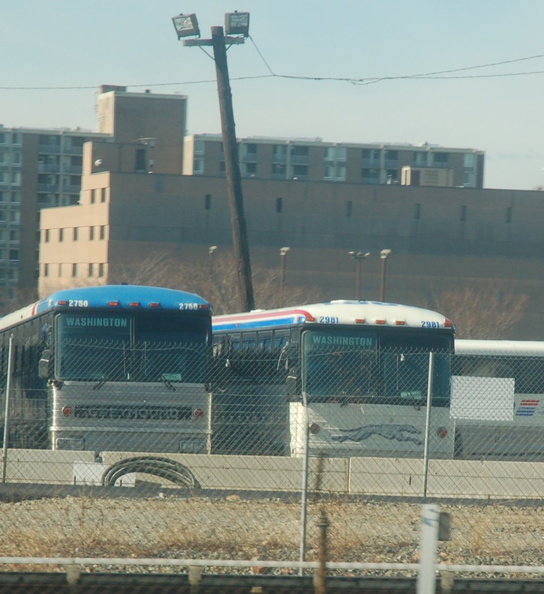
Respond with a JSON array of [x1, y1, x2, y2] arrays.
[[452, 339, 544, 460], [0, 285, 213, 454], [211, 300, 455, 458]]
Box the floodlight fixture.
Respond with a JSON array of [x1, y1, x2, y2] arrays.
[[225, 11, 250, 37], [172, 13, 200, 38]]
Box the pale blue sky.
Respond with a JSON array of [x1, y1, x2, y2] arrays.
[[2, 1, 544, 190]]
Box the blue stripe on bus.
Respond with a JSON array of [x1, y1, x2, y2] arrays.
[[213, 315, 307, 331]]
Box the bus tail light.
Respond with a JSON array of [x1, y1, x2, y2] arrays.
[[395, 320, 406, 326], [194, 408, 205, 419], [129, 302, 140, 307], [309, 423, 320, 434], [108, 301, 119, 307], [437, 426, 448, 439], [444, 318, 454, 328], [62, 406, 73, 417]]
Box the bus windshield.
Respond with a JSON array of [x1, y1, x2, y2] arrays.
[[55, 311, 209, 382], [302, 327, 452, 405]]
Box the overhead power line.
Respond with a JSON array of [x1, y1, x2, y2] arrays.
[[1, 49, 544, 91]]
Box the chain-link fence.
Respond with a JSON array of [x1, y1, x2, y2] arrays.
[[1, 341, 544, 584]]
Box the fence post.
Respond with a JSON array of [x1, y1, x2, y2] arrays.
[[299, 399, 310, 575], [417, 503, 439, 594], [315, 508, 329, 594], [422, 351, 434, 498], [1, 335, 14, 483]]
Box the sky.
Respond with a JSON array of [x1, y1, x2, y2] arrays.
[[2, 0, 544, 190]]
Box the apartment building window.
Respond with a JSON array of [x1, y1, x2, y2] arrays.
[[273, 145, 288, 159], [44, 229, 50, 242], [292, 165, 308, 180], [361, 168, 380, 184], [276, 197, 283, 213], [432, 152, 449, 165], [88, 263, 94, 277], [272, 164, 286, 178], [219, 161, 226, 174], [244, 143, 257, 157], [290, 145, 309, 159], [193, 159, 204, 175], [44, 264, 49, 277], [204, 194, 212, 210], [101, 188, 107, 202], [243, 162, 257, 177], [346, 200, 353, 217], [72, 263, 77, 277], [90, 189, 96, 204], [9, 230, 19, 242], [98, 263, 105, 277], [59, 228, 64, 242], [89, 226, 95, 240], [413, 152, 427, 166], [10, 191, 20, 204], [9, 249, 18, 261], [99, 226, 106, 240], [73, 227, 78, 241], [135, 149, 146, 172]]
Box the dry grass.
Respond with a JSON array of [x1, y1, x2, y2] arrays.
[[1, 496, 543, 571]]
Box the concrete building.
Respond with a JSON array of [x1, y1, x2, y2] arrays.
[[0, 124, 106, 300], [183, 134, 485, 189]]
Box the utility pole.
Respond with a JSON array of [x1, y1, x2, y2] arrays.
[[172, 12, 255, 312], [211, 26, 254, 311]]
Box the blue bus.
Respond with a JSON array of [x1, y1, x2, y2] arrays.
[[211, 300, 455, 458], [0, 285, 212, 454]]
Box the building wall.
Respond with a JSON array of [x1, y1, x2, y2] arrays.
[[38, 172, 544, 338]]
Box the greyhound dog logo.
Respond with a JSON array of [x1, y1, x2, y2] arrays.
[[331, 424, 423, 445]]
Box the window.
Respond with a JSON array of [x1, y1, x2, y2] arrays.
[[193, 159, 204, 175], [59, 228, 64, 242], [98, 263, 105, 277], [89, 227, 95, 240], [276, 197, 283, 213], [345, 200, 353, 217], [72, 263, 77, 277], [244, 143, 257, 156], [432, 152, 449, 164], [272, 164, 286, 177], [135, 148, 146, 172], [73, 227, 78, 241], [99, 226, 106, 240], [292, 165, 308, 179], [101, 188, 107, 203], [9, 249, 18, 261], [90, 189, 96, 204], [244, 162, 257, 176], [44, 264, 49, 277], [204, 194, 212, 210], [88, 263, 94, 277]]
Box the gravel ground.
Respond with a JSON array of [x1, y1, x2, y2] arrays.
[[1, 493, 544, 578]]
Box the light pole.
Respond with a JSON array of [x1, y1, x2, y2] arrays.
[[380, 249, 392, 302], [280, 246, 291, 305], [172, 12, 254, 312], [208, 245, 217, 277], [348, 251, 370, 301]]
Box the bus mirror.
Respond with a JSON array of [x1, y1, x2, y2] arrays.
[[38, 349, 53, 379]]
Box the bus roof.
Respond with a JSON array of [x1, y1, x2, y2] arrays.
[[0, 285, 211, 331], [213, 300, 454, 332], [455, 339, 544, 356]]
